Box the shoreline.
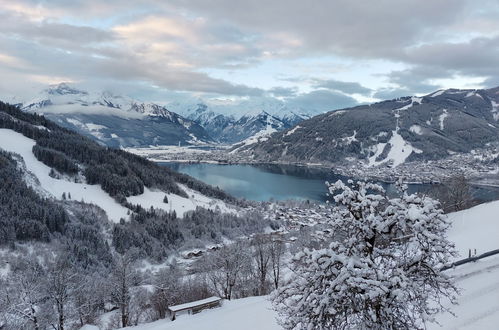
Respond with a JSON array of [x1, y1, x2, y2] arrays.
[[128, 146, 499, 188]]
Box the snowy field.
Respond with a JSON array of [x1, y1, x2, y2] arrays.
[[127, 185, 236, 217], [120, 256, 499, 330], [0, 129, 129, 222]]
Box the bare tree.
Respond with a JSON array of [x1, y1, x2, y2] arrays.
[[202, 242, 250, 300], [430, 174, 474, 213], [2, 258, 48, 330], [45, 254, 78, 330], [269, 238, 285, 290], [109, 253, 139, 328], [73, 273, 106, 327], [151, 264, 182, 319], [251, 235, 271, 295]]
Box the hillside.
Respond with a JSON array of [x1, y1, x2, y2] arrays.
[[96, 200, 499, 330], [0, 101, 276, 262], [239, 87, 499, 166], [121, 255, 499, 330]]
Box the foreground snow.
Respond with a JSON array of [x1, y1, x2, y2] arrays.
[[447, 200, 499, 258], [431, 255, 499, 330], [122, 257, 499, 330], [115, 201, 499, 330], [127, 296, 280, 330], [0, 129, 129, 222]]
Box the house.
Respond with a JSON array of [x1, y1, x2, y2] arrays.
[[168, 296, 223, 320]]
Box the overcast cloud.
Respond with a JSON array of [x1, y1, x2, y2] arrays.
[[1, 0, 498, 107]]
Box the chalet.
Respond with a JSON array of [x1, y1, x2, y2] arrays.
[[168, 296, 222, 321]]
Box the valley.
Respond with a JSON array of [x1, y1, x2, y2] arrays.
[[3, 2, 499, 329]]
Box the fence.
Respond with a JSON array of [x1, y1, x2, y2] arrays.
[[441, 248, 499, 271]]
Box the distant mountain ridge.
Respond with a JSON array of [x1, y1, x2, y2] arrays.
[[21, 83, 213, 147], [20, 83, 320, 146], [238, 87, 499, 166], [166, 99, 309, 144]]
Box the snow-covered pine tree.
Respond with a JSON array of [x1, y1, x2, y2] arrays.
[[273, 179, 458, 329]]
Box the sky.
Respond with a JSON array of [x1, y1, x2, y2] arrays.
[[1, 0, 499, 111]]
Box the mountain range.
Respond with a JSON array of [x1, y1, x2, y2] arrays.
[[238, 87, 499, 166], [21, 83, 213, 147], [19, 83, 318, 147]]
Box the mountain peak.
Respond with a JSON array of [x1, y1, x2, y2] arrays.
[[46, 82, 88, 96]]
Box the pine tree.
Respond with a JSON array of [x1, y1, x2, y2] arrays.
[[273, 179, 458, 329]]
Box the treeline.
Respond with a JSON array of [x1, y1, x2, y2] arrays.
[[0, 149, 115, 269], [112, 206, 275, 261], [0, 150, 67, 244], [32, 144, 79, 175], [0, 101, 238, 204]]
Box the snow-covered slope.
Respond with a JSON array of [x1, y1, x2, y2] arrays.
[[431, 255, 499, 330], [241, 87, 499, 166], [0, 128, 129, 222], [107, 253, 499, 330], [447, 200, 499, 258], [126, 296, 279, 330], [110, 199, 499, 330], [127, 185, 236, 217]]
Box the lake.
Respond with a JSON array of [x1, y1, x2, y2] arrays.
[[163, 162, 490, 202]]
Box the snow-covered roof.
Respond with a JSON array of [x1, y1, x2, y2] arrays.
[[168, 296, 222, 312]]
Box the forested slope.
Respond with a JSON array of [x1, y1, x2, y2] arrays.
[[0, 101, 271, 262]]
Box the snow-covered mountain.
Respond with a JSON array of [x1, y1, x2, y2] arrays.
[[166, 97, 313, 144], [240, 87, 499, 166], [20, 84, 321, 146], [21, 83, 213, 147]]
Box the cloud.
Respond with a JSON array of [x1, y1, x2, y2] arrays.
[[1, 0, 499, 104], [167, 0, 471, 58], [287, 89, 359, 112], [268, 86, 298, 97], [312, 79, 372, 96]]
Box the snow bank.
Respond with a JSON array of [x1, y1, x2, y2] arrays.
[[285, 125, 301, 136], [491, 100, 499, 121], [447, 200, 499, 258], [0, 128, 129, 222], [127, 296, 280, 330], [409, 125, 423, 135]]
